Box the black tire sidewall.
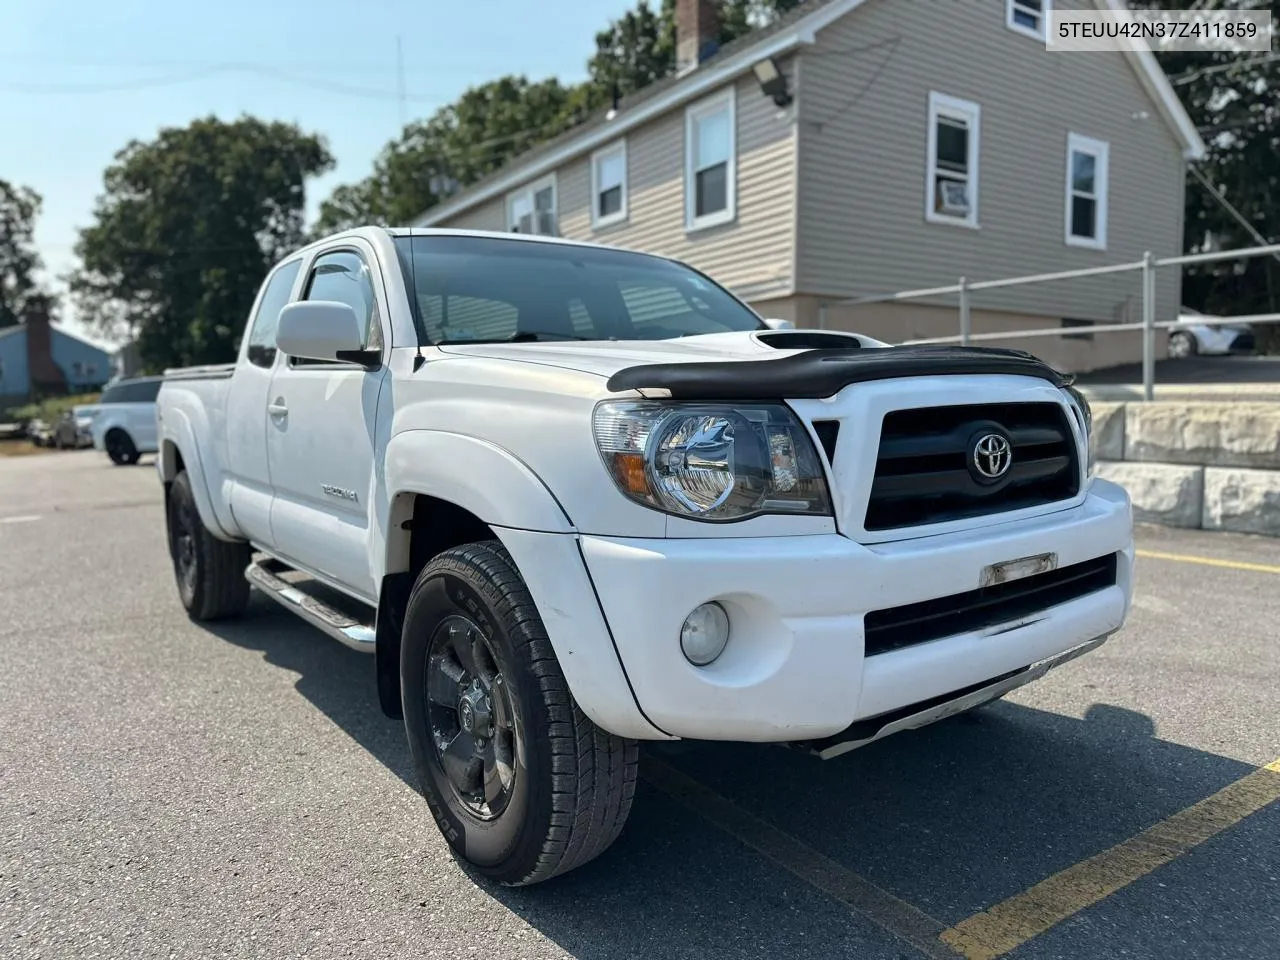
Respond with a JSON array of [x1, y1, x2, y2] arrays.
[[400, 554, 557, 882], [166, 473, 201, 612]]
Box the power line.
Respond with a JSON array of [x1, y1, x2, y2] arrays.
[[0, 63, 448, 103]]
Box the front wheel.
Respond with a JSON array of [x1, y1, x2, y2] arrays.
[[401, 541, 638, 886], [165, 470, 251, 621]]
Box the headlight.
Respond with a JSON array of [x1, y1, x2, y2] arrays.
[[592, 401, 833, 522]]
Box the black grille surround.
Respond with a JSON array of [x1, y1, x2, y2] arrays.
[[863, 552, 1119, 658], [864, 402, 1081, 531]]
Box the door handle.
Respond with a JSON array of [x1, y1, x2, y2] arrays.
[[267, 399, 288, 418]]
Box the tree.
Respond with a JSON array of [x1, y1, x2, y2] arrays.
[[71, 116, 333, 371], [314, 77, 574, 236], [315, 0, 809, 232], [0, 180, 53, 329], [1133, 0, 1280, 351]]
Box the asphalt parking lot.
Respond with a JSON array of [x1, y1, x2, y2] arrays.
[[2, 450, 1277, 960]]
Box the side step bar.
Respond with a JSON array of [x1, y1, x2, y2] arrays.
[[245, 558, 376, 653], [802, 632, 1113, 760]]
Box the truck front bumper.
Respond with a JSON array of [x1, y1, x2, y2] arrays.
[[579, 478, 1134, 743]]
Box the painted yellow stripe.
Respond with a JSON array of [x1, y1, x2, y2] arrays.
[[1135, 548, 1280, 576], [642, 757, 960, 959], [940, 759, 1280, 960]]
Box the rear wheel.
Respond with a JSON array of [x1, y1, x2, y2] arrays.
[[165, 470, 251, 621], [401, 541, 638, 886], [105, 429, 140, 465], [1168, 330, 1197, 359]]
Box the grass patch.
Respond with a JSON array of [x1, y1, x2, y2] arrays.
[[6, 393, 102, 424], [0, 439, 51, 458]]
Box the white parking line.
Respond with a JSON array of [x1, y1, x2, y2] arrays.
[[0, 515, 43, 524]]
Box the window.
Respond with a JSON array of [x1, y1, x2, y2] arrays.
[[394, 234, 765, 345], [72, 361, 84, 378], [926, 92, 980, 228], [1066, 133, 1109, 249], [296, 249, 383, 365], [1007, 0, 1050, 40], [1060, 317, 1094, 342], [86, 364, 96, 378], [101, 378, 162, 404], [685, 89, 736, 231], [507, 176, 557, 236], [244, 259, 302, 368], [591, 141, 628, 229]]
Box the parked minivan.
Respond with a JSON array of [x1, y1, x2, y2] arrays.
[[91, 375, 163, 465]]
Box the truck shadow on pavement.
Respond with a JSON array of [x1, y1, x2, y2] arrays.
[[199, 602, 1271, 960]]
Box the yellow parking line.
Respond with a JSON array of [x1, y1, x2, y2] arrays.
[[1135, 548, 1280, 576], [940, 759, 1280, 960], [642, 757, 961, 959]]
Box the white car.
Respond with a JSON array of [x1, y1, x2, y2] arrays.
[[154, 227, 1135, 886], [91, 375, 163, 465], [1168, 309, 1255, 358]]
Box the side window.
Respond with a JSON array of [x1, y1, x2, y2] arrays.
[[245, 260, 302, 368], [296, 249, 383, 365]]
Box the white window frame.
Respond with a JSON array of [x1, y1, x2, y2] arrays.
[[684, 88, 737, 232], [506, 174, 557, 236], [1006, 0, 1051, 41], [924, 92, 981, 230], [590, 140, 629, 229], [1065, 132, 1109, 250]]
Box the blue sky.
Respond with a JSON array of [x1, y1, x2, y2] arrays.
[[0, 0, 635, 343]]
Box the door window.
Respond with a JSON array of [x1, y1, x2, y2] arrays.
[[244, 259, 303, 368], [295, 249, 383, 365]]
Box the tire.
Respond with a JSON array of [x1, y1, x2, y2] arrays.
[[1168, 330, 1197, 360], [165, 470, 251, 621], [401, 540, 638, 886], [105, 429, 140, 465]]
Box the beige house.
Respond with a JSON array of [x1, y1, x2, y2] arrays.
[[415, 0, 1205, 373]]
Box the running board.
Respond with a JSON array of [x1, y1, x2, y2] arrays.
[[802, 632, 1113, 760], [245, 559, 376, 653]]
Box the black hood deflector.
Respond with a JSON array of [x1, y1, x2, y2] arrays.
[[605, 345, 1071, 400]]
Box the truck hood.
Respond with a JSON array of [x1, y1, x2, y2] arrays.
[[435, 329, 881, 380]]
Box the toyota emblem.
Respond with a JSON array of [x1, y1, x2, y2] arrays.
[[972, 433, 1013, 480]]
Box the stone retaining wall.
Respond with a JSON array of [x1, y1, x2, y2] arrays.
[[1088, 401, 1280, 536]]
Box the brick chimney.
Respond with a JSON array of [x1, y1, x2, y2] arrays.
[[676, 0, 720, 75], [23, 299, 67, 396]]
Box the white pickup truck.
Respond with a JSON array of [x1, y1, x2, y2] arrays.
[[156, 226, 1134, 886]]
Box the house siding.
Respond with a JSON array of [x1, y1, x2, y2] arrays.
[[432, 65, 799, 303], [50, 329, 112, 390], [795, 0, 1185, 330], [0, 328, 30, 402]]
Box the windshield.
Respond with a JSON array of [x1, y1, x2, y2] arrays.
[[394, 234, 765, 345]]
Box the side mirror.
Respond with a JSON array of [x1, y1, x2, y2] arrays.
[[275, 301, 374, 365], [761, 317, 795, 331]]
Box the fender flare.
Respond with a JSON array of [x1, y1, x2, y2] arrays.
[[158, 408, 239, 542], [383, 430, 573, 546]]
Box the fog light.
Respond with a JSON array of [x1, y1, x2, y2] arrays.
[[680, 602, 730, 666]]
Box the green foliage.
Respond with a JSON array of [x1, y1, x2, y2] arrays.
[[0, 180, 54, 329], [315, 0, 805, 234], [71, 115, 334, 371], [1134, 0, 1280, 352], [8, 391, 101, 424]]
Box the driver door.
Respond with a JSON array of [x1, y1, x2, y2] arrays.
[[265, 243, 390, 603]]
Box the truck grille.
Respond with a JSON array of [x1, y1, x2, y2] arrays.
[[863, 552, 1118, 657], [864, 402, 1080, 531]]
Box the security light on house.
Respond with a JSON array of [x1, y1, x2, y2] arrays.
[[752, 57, 792, 107]]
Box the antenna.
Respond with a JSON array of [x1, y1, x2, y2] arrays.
[[396, 36, 407, 129]]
